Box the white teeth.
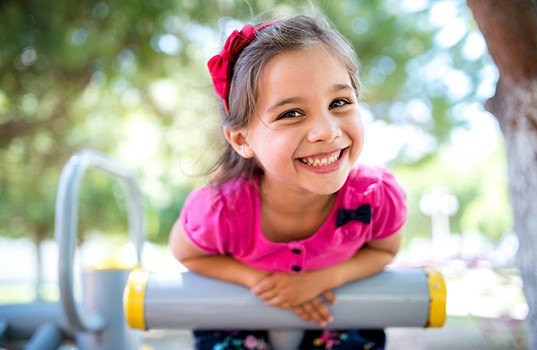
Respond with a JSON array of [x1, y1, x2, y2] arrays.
[[300, 150, 342, 166]]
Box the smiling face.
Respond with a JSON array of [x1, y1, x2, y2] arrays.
[[229, 44, 364, 196]]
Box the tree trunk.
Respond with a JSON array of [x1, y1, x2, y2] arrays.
[[467, 1, 537, 348]]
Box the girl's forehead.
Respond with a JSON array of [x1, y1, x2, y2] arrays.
[[256, 45, 351, 103]]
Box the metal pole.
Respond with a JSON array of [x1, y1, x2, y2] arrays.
[[24, 323, 63, 350], [54, 150, 144, 347], [76, 269, 141, 350], [125, 268, 446, 330]]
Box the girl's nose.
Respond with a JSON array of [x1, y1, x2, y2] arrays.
[[307, 113, 342, 143]]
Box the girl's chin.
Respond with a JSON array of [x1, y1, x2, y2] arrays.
[[304, 175, 348, 195]]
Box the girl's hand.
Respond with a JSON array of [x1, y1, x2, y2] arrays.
[[251, 271, 336, 307], [291, 296, 335, 326]]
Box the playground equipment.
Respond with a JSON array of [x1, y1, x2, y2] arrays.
[[1, 150, 144, 349], [124, 268, 445, 330], [0, 150, 447, 350], [124, 268, 446, 348]]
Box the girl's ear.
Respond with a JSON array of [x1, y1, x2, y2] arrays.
[[223, 127, 254, 159]]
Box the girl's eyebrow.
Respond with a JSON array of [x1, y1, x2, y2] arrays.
[[267, 84, 355, 113], [332, 83, 354, 93], [267, 97, 304, 113]]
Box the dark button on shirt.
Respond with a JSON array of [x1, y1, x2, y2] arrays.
[[291, 265, 302, 272], [291, 248, 302, 254]]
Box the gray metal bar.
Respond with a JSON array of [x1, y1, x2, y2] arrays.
[[24, 322, 63, 350], [76, 270, 141, 350], [55, 150, 144, 332], [139, 269, 430, 329], [0, 302, 73, 340], [0, 319, 8, 342]]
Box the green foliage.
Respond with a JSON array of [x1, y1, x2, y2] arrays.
[[396, 136, 512, 243], [0, 0, 511, 248]]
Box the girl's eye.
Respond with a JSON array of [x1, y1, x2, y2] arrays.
[[277, 109, 303, 120], [329, 98, 350, 109]]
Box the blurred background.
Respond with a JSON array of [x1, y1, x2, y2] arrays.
[[0, 0, 528, 348]]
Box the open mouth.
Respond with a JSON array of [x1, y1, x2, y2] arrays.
[[298, 148, 345, 167]]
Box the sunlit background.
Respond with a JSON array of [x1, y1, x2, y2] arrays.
[[0, 0, 527, 348]]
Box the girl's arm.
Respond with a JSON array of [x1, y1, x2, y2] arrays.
[[170, 218, 335, 325], [318, 228, 403, 289], [169, 219, 266, 288], [252, 229, 403, 306]]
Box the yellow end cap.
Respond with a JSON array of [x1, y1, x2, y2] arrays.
[[123, 268, 149, 330], [85, 255, 138, 271], [425, 268, 447, 327]]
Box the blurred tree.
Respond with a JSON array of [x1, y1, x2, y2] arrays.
[[0, 0, 496, 238], [396, 137, 511, 241], [468, 0, 537, 347], [0, 0, 512, 301]]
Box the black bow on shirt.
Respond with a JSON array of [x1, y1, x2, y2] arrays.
[[336, 204, 372, 227]]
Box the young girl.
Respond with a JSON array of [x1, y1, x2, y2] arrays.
[[170, 15, 407, 350]]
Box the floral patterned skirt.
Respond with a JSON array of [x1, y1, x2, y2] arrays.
[[193, 329, 385, 350]]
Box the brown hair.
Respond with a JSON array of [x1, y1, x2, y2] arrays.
[[209, 14, 361, 185]]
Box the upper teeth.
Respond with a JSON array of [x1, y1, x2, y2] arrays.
[[300, 150, 341, 166]]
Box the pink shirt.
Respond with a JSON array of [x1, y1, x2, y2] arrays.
[[180, 165, 407, 274]]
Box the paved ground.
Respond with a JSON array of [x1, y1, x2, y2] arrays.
[[141, 316, 529, 350], [0, 316, 528, 349], [386, 316, 528, 350]]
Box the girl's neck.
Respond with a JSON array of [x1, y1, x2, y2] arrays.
[[258, 176, 336, 242], [259, 177, 336, 217]]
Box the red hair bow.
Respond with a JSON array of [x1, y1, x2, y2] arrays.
[[207, 21, 277, 116]]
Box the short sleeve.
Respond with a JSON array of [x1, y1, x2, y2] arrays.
[[179, 186, 229, 254], [371, 170, 407, 240]]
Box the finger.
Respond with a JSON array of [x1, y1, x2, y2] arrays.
[[251, 279, 274, 294], [291, 306, 309, 322], [305, 298, 332, 327], [267, 295, 287, 308], [256, 289, 279, 301], [301, 301, 323, 325], [322, 290, 337, 305], [298, 304, 314, 323], [311, 298, 334, 324], [266, 295, 291, 309]]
